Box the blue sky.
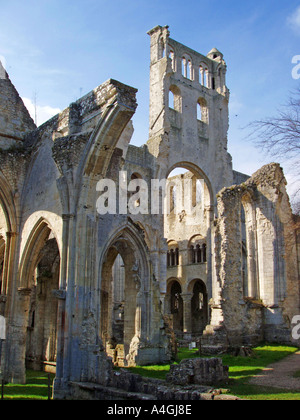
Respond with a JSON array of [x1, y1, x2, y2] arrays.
[[0, 0, 299, 196]]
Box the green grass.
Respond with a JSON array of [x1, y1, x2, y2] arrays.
[[0, 371, 55, 400], [1, 345, 299, 400], [127, 344, 300, 400]]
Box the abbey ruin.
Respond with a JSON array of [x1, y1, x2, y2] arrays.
[[0, 26, 299, 399]]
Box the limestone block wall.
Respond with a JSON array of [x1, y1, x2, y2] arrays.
[[0, 62, 36, 149], [203, 163, 300, 347]]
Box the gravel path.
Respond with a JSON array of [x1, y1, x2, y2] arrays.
[[249, 351, 300, 391]]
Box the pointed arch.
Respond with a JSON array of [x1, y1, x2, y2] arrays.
[[165, 162, 214, 207], [98, 221, 152, 367], [19, 217, 60, 289], [74, 82, 137, 214], [0, 174, 17, 232]]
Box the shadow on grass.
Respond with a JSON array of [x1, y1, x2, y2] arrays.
[[127, 344, 300, 400], [1, 371, 55, 400]]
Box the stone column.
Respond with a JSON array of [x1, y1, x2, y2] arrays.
[[6, 287, 32, 384], [52, 289, 66, 383], [181, 293, 193, 340], [1, 232, 18, 309], [53, 213, 73, 395], [206, 205, 214, 302]]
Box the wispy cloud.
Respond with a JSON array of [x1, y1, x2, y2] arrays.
[[22, 97, 61, 127], [287, 6, 300, 34]]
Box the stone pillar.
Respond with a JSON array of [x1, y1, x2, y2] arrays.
[[53, 213, 73, 396], [181, 293, 193, 340], [206, 205, 214, 302], [1, 232, 18, 306], [52, 290, 66, 381], [5, 287, 32, 384]]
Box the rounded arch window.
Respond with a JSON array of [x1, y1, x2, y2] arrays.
[[199, 65, 209, 87], [168, 45, 175, 71], [197, 97, 209, 123], [167, 240, 179, 267], [181, 54, 193, 80], [169, 84, 182, 112], [188, 235, 207, 264]]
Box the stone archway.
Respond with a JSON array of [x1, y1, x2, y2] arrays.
[[6, 219, 61, 383], [99, 227, 150, 367], [190, 279, 208, 336], [166, 279, 183, 337], [25, 232, 60, 373]]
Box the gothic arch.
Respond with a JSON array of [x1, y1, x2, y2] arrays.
[[98, 223, 151, 366], [19, 217, 60, 289], [166, 278, 183, 335], [165, 162, 214, 207], [74, 85, 137, 215], [9, 217, 61, 380], [188, 279, 208, 335], [0, 174, 17, 232]]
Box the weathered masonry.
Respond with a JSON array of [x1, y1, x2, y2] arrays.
[[0, 26, 299, 399]]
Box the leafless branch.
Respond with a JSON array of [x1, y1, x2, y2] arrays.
[[247, 88, 300, 211]]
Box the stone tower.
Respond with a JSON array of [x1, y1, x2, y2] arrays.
[[147, 25, 233, 197]]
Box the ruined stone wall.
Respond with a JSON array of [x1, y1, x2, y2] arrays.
[[0, 27, 299, 401], [202, 163, 299, 347], [0, 61, 36, 149]]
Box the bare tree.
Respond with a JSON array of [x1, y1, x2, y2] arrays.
[[248, 88, 300, 215]]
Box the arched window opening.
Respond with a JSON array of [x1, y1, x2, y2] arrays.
[[182, 55, 193, 80], [191, 176, 203, 208], [167, 241, 179, 268], [182, 57, 187, 78], [197, 102, 202, 121], [204, 68, 209, 87], [25, 230, 60, 373], [169, 281, 183, 334], [169, 85, 182, 113], [212, 77, 216, 90], [197, 98, 209, 124], [199, 66, 204, 85], [187, 59, 192, 80], [190, 246, 196, 264], [169, 47, 175, 70], [199, 65, 209, 87], [129, 173, 142, 209], [191, 280, 208, 335], [158, 37, 165, 60], [189, 235, 207, 264], [169, 90, 175, 110]]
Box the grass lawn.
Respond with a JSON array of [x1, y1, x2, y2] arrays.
[[0, 370, 55, 400], [128, 344, 300, 400], [1, 344, 299, 400]]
